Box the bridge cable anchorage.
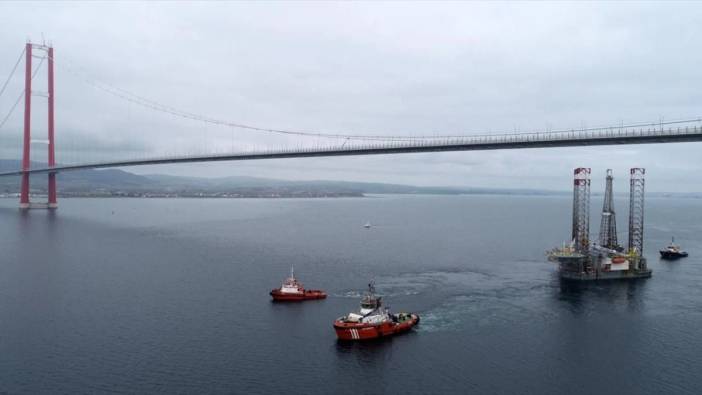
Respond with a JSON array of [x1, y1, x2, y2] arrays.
[[0, 47, 26, 99], [45, 52, 702, 143], [0, 55, 46, 132]]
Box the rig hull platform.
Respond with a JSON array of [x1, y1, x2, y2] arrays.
[[551, 252, 651, 282], [559, 268, 652, 281]]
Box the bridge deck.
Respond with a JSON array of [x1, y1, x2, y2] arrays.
[[1, 125, 701, 176]]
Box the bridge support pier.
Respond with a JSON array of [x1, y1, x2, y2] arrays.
[[20, 42, 57, 210], [19, 174, 30, 209], [48, 173, 57, 208]]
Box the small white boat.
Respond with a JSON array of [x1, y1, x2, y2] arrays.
[[364, 222, 371, 228]]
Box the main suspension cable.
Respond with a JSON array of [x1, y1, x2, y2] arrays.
[[50, 54, 421, 141], [0, 55, 46, 131], [48, 52, 702, 142]]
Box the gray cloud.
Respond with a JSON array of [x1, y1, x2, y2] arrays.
[[0, 2, 701, 191]]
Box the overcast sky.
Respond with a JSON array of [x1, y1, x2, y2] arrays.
[[1, 2, 701, 191]]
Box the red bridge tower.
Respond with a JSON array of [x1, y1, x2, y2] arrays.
[[20, 42, 57, 209]]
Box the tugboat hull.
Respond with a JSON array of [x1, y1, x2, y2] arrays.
[[270, 289, 326, 301], [660, 251, 688, 260], [333, 314, 419, 341]]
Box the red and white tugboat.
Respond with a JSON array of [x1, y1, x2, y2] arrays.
[[333, 282, 419, 341], [270, 266, 326, 301]]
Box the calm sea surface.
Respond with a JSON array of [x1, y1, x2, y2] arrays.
[[1, 195, 701, 394]]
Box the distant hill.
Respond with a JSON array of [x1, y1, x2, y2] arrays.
[[0, 160, 152, 193], [142, 174, 565, 196], [0, 159, 567, 197]]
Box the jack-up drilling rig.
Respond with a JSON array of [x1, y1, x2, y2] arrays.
[[548, 168, 651, 281]]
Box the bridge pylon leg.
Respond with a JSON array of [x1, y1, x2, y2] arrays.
[[20, 42, 32, 210], [47, 46, 57, 209], [20, 174, 30, 209], [48, 174, 57, 208]]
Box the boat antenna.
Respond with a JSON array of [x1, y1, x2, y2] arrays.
[[291, 265, 294, 279]]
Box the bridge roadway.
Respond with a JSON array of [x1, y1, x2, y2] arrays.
[[1, 125, 701, 177]]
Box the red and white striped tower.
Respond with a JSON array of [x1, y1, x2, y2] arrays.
[[19, 42, 57, 209]]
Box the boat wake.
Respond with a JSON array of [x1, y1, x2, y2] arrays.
[[417, 293, 557, 333], [333, 271, 456, 298], [414, 297, 468, 333], [333, 267, 557, 333], [334, 269, 495, 298]]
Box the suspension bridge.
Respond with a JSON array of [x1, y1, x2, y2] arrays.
[[2, 42, 702, 209]]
